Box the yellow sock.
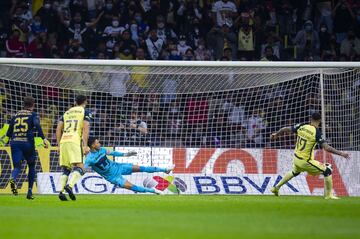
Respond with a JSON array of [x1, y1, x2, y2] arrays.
[[59, 175, 68, 192], [68, 171, 82, 189], [275, 171, 294, 189], [324, 175, 333, 198]]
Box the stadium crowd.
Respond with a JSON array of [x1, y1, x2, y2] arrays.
[[0, 0, 360, 61]]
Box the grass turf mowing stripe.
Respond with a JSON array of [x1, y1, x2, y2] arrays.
[[0, 195, 359, 239]]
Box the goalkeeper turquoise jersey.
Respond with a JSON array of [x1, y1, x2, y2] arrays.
[[84, 147, 128, 182]]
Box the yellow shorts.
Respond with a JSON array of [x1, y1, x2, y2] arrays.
[[292, 158, 326, 176], [59, 142, 83, 168]]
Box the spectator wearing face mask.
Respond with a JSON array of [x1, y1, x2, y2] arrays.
[[195, 39, 212, 61], [103, 16, 126, 37], [156, 15, 177, 44], [293, 20, 320, 60], [133, 12, 149, 36], [177, 35, 191, 56], [212, 0, 238, 28], [187, 17, 204, 49], [31, 15, 47, 36], [340, 29, 360, 59], [168, 43, 182, 60]]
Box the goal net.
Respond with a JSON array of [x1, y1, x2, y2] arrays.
[[0, 59, 359, 196]]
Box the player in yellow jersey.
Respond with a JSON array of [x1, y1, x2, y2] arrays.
[[270, 112, 350, 199], [56, 95, 92, 201]]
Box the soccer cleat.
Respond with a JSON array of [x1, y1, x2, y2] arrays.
[[58, 192, 68, 201], [26, 194, 35, 200], [165, 165, 175, 174], [154, 189, 164, 195], [271, 187, 279, 196], [64, 185, 76, 201], [9, 179, 18, 196], [325, 195, 340, 200]]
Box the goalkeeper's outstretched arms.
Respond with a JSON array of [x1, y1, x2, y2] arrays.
[[106, 149, 137, 157], [322, 142, 350, 159]]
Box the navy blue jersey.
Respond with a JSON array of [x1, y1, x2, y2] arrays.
[[6, 110, 45, 144]]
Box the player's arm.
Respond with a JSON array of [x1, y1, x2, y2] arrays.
[[33, 114, 49, 148], [83, 154, 93, 172], [56, 117, 64, 148], [106, 149, 137, 157], [82, 110, 93, 155], [270, 126, 293, 140], [322, 142, 350, 159], [82, 121, 90, 154]]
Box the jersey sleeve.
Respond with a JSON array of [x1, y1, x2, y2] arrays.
[[315, 128, 326, 147], [84, 110, 93, 122], [6, 117, 14, 138], [33, 113, 45, 139], [291, 123, 303, 133]]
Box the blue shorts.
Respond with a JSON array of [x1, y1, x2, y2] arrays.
[[10, 142, 36, 166], [109, 163, 133, 187]]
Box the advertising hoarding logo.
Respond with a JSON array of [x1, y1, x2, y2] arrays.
[[143, 175, 187, 193]]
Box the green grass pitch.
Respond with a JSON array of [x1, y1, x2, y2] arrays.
[[1, 195, 360, 239]]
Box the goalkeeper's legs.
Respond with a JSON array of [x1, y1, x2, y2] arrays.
[[122, 180, 162, 195]]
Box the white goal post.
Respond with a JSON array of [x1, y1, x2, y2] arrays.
[[0, 58, 359, 196]]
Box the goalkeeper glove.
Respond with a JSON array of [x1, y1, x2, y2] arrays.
[[125, 151, 137, 157], [0, 136, 9, 147], [35, 137, 50, 149]]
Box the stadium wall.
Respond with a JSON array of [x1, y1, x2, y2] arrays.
[[0, 147, 358, 196]]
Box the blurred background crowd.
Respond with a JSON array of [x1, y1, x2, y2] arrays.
[[1, 0, 360, 61]]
